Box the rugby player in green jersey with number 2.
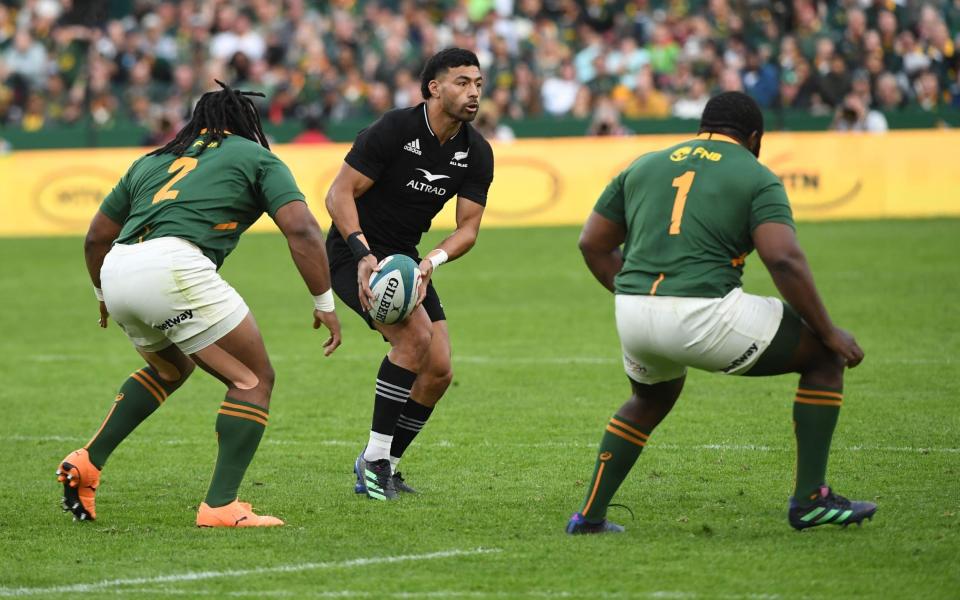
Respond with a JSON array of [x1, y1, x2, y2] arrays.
[[56, 81, 342, 528], [567, 92, 876, 534]]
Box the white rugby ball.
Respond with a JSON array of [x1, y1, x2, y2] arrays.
[[368, 254, 421, 325]]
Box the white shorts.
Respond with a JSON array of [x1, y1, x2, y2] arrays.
[[100, 237, 249, 355], [615, 287, 783, 384]]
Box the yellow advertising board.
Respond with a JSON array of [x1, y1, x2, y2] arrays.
[[1, 130, 958, 237]]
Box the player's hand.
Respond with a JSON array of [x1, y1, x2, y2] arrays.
[[313, 309, 342, 356], [823, 327, 864, 368], [356, 255, 380, 311], [415, 259, 433, 308], [98, 301, 109, 328]]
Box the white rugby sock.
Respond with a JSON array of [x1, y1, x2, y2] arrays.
[[364, 432, 393, 463], [389, 456, 400, 472]]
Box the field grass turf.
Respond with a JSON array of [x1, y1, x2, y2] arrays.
[[0, 219, 957, 599]]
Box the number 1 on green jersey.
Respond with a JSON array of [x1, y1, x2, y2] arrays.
[[670, 170, 695, 235]]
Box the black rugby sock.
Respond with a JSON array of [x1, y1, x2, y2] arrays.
[[363, 356, 417, 462]]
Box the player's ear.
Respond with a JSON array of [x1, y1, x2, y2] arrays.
[[429, 79, 440, 99]]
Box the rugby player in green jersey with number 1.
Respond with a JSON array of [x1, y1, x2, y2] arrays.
[[567, 92, 876, 534], [56, 81, 342, 528]]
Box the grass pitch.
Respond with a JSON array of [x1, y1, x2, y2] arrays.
[[0, 220, 957, 599]]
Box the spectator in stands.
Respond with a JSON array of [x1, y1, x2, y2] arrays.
[[542, 61, 581, 116], [742, 48, 779, 108], [613, 65, 670, 118], [914, 70, 942, 111], [875, 72, 905, 111], [290, 114, 331, 144], [4, 30, 48, 88], [673, 76, 710, 119], [588, 97, 630, 136], [210, 7, 265, 62], [831, 93, 888, 133]]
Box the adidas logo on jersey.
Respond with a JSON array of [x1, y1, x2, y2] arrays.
[[403, 139, 422, 155]]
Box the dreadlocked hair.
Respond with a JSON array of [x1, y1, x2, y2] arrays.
[[148, 80, 269, 157]]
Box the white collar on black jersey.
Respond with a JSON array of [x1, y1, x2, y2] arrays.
[[423, 103, 461, 141]]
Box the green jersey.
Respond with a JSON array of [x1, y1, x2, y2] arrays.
[[100, 134, 304, 268], [594, 134, 795, 298]]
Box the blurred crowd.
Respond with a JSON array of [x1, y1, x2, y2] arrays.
[[1, 0, 959, 142]]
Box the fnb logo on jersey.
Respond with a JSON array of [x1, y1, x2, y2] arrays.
[[671, 146, 722, 162], [155, 309, 194, 331]]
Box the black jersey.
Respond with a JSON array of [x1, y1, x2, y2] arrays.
[[327, 103, 494, 268]]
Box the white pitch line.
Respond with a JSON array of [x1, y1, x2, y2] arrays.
[[0, 548, 501, 597], [5, 435, 958, 454], [108, 588, 779, 599]]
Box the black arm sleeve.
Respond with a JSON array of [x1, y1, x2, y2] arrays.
[[458, 138, 494, 206], [344, 112, 400, 181]]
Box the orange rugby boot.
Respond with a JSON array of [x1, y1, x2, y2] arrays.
[[56, 448, 101, 521], [196, 500, 284, 528]]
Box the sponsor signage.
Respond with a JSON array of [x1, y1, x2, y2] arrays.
[[1, 131, 957, 236]]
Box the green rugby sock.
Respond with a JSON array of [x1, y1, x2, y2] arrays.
[[793, 384, 843, 505], [580, 414, 651, 522], [86, 366, 173, 469], [205, 398, 269, 508]]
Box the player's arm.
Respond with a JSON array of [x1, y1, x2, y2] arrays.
[[416, 196, 485, 305], [324, 162, 380, 311], [753, 223, 863, 367], [84, 210, 122, 328], [273, 201, 342, 356], [578, 210, 626, 293]]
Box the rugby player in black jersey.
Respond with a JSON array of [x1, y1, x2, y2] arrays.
[[325, 48, 494, 500]]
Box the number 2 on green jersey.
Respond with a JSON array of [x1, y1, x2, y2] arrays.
[[153, 157, 198, 204], [670, 170, 695, 235]]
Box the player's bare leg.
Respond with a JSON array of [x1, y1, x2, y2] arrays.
[[351, 307, 433, 500], [746, 317, 876, 529], [190, 312, 283, 527], [568, 376, 685, 534], [409, 320, 453, 408], [383, 320, 452, 492], [58, 345, 195, 522]]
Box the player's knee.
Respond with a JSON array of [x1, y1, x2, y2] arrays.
[[163, 360, 195, 389], [259, 364, 276, 393], [399, 326, 433, 361], [803, 349, 845, 386], [428, 366, 453, 393]]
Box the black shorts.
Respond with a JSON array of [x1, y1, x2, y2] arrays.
[[330, 257, 446, 330]]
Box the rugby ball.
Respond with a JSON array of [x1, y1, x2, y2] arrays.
[[368, 254, 421, 325]]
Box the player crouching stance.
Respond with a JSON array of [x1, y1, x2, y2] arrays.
[[56, 82, 341, 527], [567, 92, 876, 534]]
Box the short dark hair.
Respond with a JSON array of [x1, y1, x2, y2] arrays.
[[698, 91, 764, 144], [420, 48, 481, 100]]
